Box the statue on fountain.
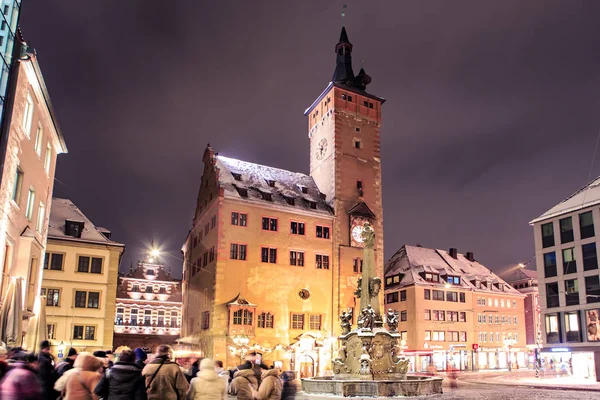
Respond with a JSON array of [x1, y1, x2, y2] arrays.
[[386, 309, 399, 332], [340, 309, 353, 335]]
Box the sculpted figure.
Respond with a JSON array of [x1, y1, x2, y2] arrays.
[[369, 277, 382, 297], [386, 308, 399, 332], [361, 222, 376, 249], [354, 277, 362, 298], [340, 310, 352, 335]]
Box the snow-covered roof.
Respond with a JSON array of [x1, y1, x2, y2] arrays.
[[385, 245, 522, 296], [216, 155, 333, 216], [47, 198, 124, 246], [530, 176, 600, 224], [505, 268, 538, 284]]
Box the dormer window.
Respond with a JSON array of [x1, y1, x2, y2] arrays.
[[261, 192, 272, 201], [146, 269, 154, 276], [306, 200, 317, 209], [266, 179, 276, 187], [234, 186, 248, 198], [298, 185, 308, 194], [423, 272, 439, 282], [65, 220, 84, 238], [446, 275, 460, 285], [283, 196, 295, 206], [231, 173, 242, 181]]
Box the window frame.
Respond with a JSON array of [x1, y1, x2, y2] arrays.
[[315, 225, 330, 239]]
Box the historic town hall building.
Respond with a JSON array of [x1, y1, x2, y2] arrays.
[[181, 26, 384, 375], [113, 256, 182, 351]]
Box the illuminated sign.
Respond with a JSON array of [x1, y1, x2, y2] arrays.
[[550, 348, 569, 352]]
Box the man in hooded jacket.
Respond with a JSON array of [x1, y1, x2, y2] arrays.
[[95, 349, 146, 400]]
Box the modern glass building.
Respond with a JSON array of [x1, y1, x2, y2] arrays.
[[0, 0, 22, 125]]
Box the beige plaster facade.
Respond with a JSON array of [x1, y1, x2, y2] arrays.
[[42, 198, 124, 355], [0, 39, 67, 322]]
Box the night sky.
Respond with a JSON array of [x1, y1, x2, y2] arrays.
[[20, 1, 600, 276]]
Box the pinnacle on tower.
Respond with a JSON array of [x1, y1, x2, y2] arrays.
[[332, 26, 355, 83]]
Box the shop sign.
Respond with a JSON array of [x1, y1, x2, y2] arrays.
[[451, 344, 466, 348], [429, 345, 444, 349], [550, 347, 570, 352]]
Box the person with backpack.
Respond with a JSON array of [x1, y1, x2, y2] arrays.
[[56, 348, 78, 377], [228, 368, 258, 400], [94, 349, 146, 400], [142, 345, 189, 400]]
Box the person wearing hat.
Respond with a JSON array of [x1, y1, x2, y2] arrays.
[[56, 348, 78, 377], [134, 348, 148, 368], [186, 358, 226, 400], [93, 350, 110, 371], [94, 349, 146, 400], [37, 340, 56, 399]]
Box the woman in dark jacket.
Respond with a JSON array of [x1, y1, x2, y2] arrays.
[[94, 350, 146, 400]]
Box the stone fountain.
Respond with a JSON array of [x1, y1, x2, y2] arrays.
[[301, 223, 443, 397]]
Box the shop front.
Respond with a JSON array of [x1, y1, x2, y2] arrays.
[[540, 347, 597, 380]]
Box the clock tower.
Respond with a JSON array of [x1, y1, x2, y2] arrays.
[[305, 26, 385, 330]]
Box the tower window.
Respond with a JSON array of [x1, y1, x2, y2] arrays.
[[341, 94, 347, 100], [355, 127, 361, 133], [354, 139, 362, 149], [357, 181, 363, 189], [369, 102, 374, 109], [348, 95, 353, 102], [363, 101, 368, 107]]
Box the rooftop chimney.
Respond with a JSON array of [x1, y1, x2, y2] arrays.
[[466, 252, 475, 262], [449, 248, 458, 259], [416, 243, 423, 247]]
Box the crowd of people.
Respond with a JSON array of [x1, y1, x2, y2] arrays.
[[0, 342, 297, 400]]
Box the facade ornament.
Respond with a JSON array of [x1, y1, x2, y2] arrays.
[[340, 308, 353, 335], [386, 308, 399, 332], [360, 222, 375, 249]]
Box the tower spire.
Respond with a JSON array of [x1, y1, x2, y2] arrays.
[[332, 25, 354, 83]]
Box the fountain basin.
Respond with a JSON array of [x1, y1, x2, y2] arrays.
[[301, 375, 443, 397]]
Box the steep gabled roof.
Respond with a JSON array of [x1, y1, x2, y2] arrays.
[[47, 198, 123, 246], [216, 155, 333, 216], [385, 245, 522, 296], [347, 201, 376, 218]]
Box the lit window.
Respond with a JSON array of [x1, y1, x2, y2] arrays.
[[25, 188, 35, 220], [34, 125, 43, 156], [44, 143, 52, 173], [36, 202, 45, 233], [22, 93, 34, 136], [12, 166, 23, 204]]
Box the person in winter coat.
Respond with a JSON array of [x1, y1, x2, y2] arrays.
[[62, 353, 103, 400], [94, 349, 146, 400], [56, 348, 78, 377], [0, 351, 44, 400], [134, 348, 148, 368], [214, 360, 229, 393], [280, 373, 296, 400], [228, 368, 258, 400], [251, 369, 282, 400], [186, 358, 226, 400], [38, 340, 57, 399], [142, 345, 189, 400], [0, 345, 8, 383]]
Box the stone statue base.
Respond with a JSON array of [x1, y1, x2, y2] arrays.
[[332, 330, 410, 380]]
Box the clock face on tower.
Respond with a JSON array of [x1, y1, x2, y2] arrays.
[[316, 138, 328, 160], [350, 216, 373, 248]]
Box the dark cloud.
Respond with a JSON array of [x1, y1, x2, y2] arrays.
[[20, 0, 600, 275]]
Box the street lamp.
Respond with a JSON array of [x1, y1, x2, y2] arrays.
[[58, 341, 65, 360]]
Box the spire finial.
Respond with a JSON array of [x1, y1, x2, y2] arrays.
[[341, 4, 347, 24]]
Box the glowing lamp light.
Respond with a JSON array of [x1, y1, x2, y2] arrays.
[[518, 263, 526, 269], [150, 249, 160, 258]]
